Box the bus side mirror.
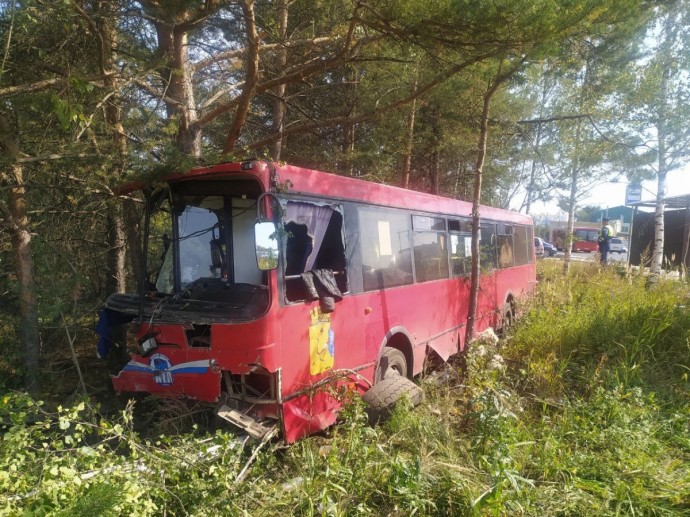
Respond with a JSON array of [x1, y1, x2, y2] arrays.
[[255, 222, 279, 270]]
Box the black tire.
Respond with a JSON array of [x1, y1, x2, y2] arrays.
[[376, 347, 407, 382], [497, 301, 514, 335], [362, 376, 424, 424]]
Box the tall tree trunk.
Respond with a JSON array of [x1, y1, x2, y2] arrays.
[[430, 149, 440, 195], [650, 10, 674, 280], [466, 85, 497, 343], [650, 169, 666, 277], [86, 0, 129, 293], [224, 0, 260, 154], [341, 65, 358, 176], [0, 111, 40, 393], [524, 69, 550, 214], [268, 0, 289, 161], [401, 62, 419, 188], [343, 122, 355, 176], [465, 61, 521, 343], [124, 203, 144, 292], [153, 23, 201, 156], [401, 97, 417, 188], [105, 203, 126, 294], [524, 146, 538, 214], [562, 166, 579, 275], [561, 58, 593, 276]]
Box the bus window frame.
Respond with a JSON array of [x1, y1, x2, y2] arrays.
[[278, 195, 350, 306]]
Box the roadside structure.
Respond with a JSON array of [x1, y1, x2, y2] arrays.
[[628, 194, 690, 273]]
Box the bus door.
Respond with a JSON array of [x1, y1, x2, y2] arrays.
[[278, 200, 357, 392]]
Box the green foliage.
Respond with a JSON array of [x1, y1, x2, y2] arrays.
[[511, 261, 690, 397], [2, 0, 690, 513], [575, 205, 603, 222], [3, 263, 689, 515]]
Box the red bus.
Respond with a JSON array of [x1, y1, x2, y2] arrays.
[[99, 161, 536, 442], [551, 226, 600, 252]]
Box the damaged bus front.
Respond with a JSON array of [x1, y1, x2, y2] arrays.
[[99, 161, 536, 443], [100, 162, 294, 440]]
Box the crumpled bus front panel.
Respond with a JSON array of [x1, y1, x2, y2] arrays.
[[112, 348, 221, 401], [282, 392, 341, 443], [111, 319, 279, 402]]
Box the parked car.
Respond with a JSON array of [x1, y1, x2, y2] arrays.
[[542, 240, 557, 256], [534, 237, 545, 256], [610, 237, 628, 254]]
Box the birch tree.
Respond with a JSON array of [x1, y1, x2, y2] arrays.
[[619, 1, 690, 279]]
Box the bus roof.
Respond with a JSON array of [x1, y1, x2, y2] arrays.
[[140, 161, 533, 226]]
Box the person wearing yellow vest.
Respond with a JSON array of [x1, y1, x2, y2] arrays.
[[598, 217, 615, 264]]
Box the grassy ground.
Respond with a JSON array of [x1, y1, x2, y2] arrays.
[[1, 261, 689, 516]]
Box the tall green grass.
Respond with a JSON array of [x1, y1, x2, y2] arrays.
[[1, 261, 689, 515]]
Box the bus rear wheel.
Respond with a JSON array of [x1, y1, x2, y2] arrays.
[[498, 302, 515, 335], [376, 347, 407, 383]]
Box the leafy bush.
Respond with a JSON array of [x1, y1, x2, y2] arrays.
[[2, 261, 689, 515]]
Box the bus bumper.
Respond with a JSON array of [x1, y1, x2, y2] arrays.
[[111, 352, 222, 402]]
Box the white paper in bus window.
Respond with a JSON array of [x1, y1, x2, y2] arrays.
[[464, 236, 472, 256], [378, 220, 392, 256], [451, 235, 459, 254]]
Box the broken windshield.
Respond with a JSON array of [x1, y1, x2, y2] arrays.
[[143, 180, 268, 310]]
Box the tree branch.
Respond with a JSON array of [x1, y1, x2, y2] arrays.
[[0, 74, 112, 97], [15, 152, 99, 164], [192, 37, 338, 73], [223, 0, 260, 153], [175, 0, 222, 33], [133, 78, 182, 107], [247, 52, 495, 150], [194, 36, 381, 130], [517, 113, 594, 124]]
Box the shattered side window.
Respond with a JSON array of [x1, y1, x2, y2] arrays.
[[284, 201, 347, 302]]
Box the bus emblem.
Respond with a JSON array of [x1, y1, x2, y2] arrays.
[[150, 353, 173, 386]]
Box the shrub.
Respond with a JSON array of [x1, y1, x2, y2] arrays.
[[2, 261, 689, 515]]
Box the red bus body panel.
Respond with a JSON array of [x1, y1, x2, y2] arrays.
[[551, 226, 599, 252], [110, 162, 536, 442], [571, 227, 599, 252]]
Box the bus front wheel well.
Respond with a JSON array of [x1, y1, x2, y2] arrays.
[[378, 333, 413, 381]]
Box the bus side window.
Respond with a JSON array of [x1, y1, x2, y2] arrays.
[[412, 215, 449, 283], [513, 225, 530, 266], [413, 232, 449, 282], [313, 211, 348, 294], [450, 234, 468, 275], [284, 202, 347, 302], [449, 218, 472, 276], [359, 207, 413, 291], [480, 223, 497, 270], [497, 224, 514, 269], [285, 221, 313, 276]]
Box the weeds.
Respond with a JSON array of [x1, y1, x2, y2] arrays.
[[2, 261, 689, 515]]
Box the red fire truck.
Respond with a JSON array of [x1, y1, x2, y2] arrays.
[[99, 161, 536, 442]]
